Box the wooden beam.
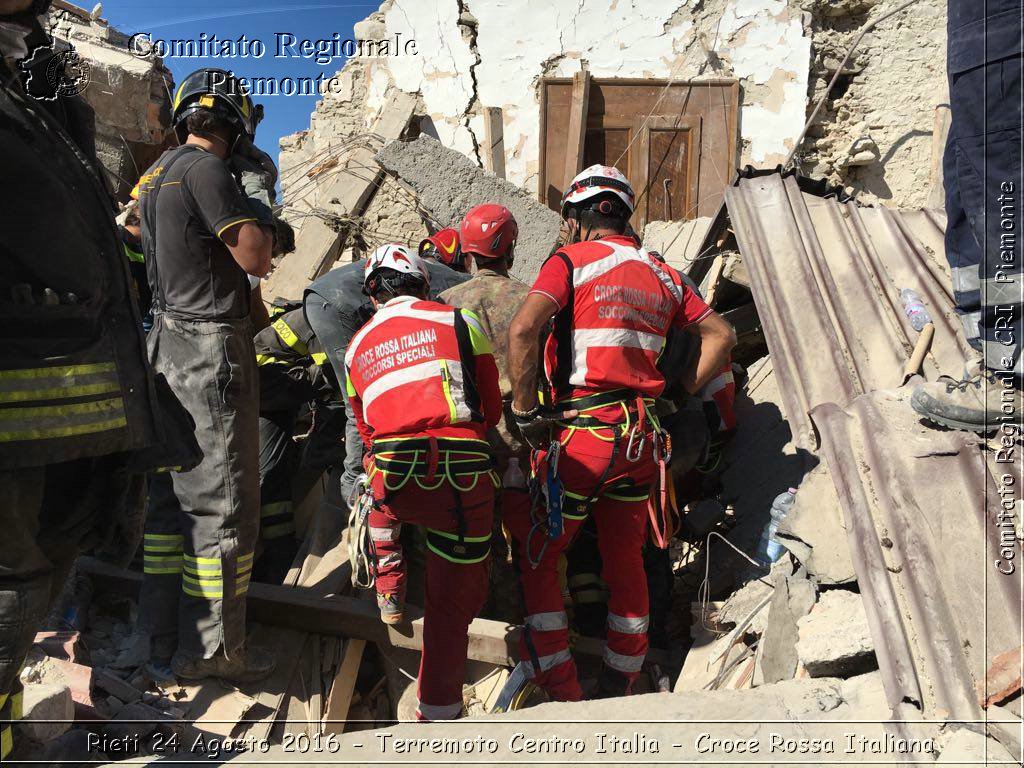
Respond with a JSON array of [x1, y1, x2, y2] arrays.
[[483, 107, 506, 179], [78, 558, 669, 667], [562, 70, 591, 191], [323, 638, 365, 734], [263, 91, 417, 301]]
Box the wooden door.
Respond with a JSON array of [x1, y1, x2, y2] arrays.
[[539, 78, 737, 228]]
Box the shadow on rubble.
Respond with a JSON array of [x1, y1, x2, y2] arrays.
[[689, 389, 817, 603]]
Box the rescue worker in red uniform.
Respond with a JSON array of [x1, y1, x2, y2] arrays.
[[506, 165, 737, 701], [344, 244, 503, 721]]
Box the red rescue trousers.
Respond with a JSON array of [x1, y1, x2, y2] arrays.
[[505, 408, 657, 701], [368, 460, 494, 721]]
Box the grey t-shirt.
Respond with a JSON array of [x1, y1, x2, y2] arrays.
[[139, 145, 257, 320]]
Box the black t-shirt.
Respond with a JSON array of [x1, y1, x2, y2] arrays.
[[139, 145, 257, 320]]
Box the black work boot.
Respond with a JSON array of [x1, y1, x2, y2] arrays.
[[911, 358, 1022, 433], [171, 644, 275, 684], [592, 664, 634, 699]]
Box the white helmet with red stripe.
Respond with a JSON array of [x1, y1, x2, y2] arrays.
[[561, 164, 636, 216], [363, 243, 430, 294]]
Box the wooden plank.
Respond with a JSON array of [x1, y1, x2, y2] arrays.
[[483, 107, 506, 179], [562, 70, 591, 190], [702, 253, 727, 308], [323, 638, 366, 734], [263, 91, 417, 301], [79, 558, 669, 667]]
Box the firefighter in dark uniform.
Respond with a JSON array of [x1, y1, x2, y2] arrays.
[[136, 68, 276, 683], [253, 307, 340, 582], [0, 1, 162, 759]]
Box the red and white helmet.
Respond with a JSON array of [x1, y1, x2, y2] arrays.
[[459, 203, 518, 261], [363, 243, 429, 293], [560, 164, 635, 216]]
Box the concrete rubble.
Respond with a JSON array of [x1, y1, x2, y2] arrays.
[[796, 589, 877, 679], [44, 1, 173, 200], [375, 135, 561, 282]]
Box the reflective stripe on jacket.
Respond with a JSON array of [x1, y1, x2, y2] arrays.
[[344, 296, 494, 439], [545, 239, 685, 401]]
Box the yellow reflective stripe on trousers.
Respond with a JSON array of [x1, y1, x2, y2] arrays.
[[10, 687, 22, 721], [236, 552, 254, 597], [0, 362, 121, 404], [182, 574, 223, 598], [311, 351, 328, 366], [0, 397, 126, 442], [144, 554, 183, 574], [272, 318, 309, 356], [261, 501, 293, 518], [1, 724, 11, 760], [144, 533, 184, 553]]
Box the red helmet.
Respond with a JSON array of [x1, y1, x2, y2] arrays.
[[419, 228, 468, 272], [459, 204, 518, 262]]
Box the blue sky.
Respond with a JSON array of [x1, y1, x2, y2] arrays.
[[98, 1, 380, 157]]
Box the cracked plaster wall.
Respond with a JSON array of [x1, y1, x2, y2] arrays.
[[280, 0, 948, 251], [281, 0, 812, 208]]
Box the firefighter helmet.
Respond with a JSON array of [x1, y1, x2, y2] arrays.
[[171, 68, 261, 142], [459, 204, 518, 262], [561, 164, 636, 217], [419, 228, 467, 272], [363, 243, 430, 296]]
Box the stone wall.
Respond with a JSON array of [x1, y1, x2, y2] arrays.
[[796, 0, 947, 207]]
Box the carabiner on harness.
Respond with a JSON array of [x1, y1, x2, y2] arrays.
[[347, 473, 378, 589], [625, 426, 646, 462]]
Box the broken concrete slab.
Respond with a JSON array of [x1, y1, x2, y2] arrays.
[[375, 136, 561, 282], [797, 589, 877, 678], [776, 464, 856, 585], [936, 727, 1018, 764], [641, 217, 714, 271], [19, 682, 74, 742], [760, 564, 816, 684]]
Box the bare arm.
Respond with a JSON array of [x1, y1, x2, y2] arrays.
[[681, 311, 737, 394], [508, 292, 558, 413], [249, 283, 271, 331], [222, 221, 273, 278]]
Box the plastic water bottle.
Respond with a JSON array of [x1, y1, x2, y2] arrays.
[[503, 457, 527, 490], [756, 488, 797, 564], [899, 288, 932, 332]]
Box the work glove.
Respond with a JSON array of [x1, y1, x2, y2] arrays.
[[511, 406, 578, 451], [230, 136, 278, 228]]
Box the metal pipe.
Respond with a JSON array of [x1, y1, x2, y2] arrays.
[[785, 0, 924, 169]]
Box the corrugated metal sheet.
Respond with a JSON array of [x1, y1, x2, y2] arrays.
[[726, 172, 973, 450], [726, 171, 1022, 721], [814, 391, 1020, 721]]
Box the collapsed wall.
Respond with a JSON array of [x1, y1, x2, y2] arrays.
[[279, 0, 946, 267], [278, 0, 813, 259], [45, 1, 173, 200], [797, 0, 947, 207]]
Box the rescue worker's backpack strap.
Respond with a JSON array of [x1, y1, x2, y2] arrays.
[[549, 251, 575, 402], [139, 145, 205, 314], [452, 309, 484, 422]]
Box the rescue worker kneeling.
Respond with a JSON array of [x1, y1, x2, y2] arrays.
[[344, 245, 503, 721], [506, 165, 737, 702]]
